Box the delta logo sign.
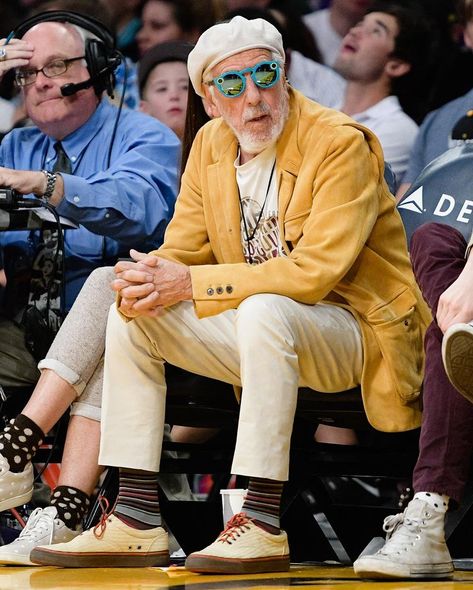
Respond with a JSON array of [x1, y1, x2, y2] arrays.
[[397, 144, 473, 246]]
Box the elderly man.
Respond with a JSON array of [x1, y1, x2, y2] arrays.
[[29, 16, 429, 573], [0, 8, 178, 561]]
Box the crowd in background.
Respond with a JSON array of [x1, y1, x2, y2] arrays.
[[1, 0, 473, 136], [0, 0, 471, 576]]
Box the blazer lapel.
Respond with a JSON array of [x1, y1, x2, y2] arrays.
[[207, 137, 245, 263]]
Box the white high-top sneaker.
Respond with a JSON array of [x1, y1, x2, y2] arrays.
[[442, 321, 473, 403], [353, 498, 454, 579], [0, 506, 81, 566]]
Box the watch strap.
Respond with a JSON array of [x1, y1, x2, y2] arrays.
[[41, 170, 57, 201]]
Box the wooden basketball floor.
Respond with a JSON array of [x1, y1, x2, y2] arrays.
[[1, 563, 473, 589]]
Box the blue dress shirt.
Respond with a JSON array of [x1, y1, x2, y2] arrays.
[[0, 99, 180, 310]]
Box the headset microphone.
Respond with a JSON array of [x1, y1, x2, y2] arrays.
[[60, 78, 94, 97]]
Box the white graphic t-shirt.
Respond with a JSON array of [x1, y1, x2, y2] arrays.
[[235, 146, 285, 265]]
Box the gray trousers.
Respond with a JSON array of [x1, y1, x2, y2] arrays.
[[39, 266, 114, 421], [7, 267, 192, 501]]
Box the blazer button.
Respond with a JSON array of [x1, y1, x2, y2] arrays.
[[226, 285, 233, 294], [216, 286, 224, 294], [207, 288, 214, 296]]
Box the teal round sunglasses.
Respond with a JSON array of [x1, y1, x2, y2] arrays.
[[207, 60, 281, 98]]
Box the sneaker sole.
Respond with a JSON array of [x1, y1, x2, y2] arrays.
[[442, 324, 473, 403], [0, 488, 33, 512], [185, 554, 290, 574], [0, 554, 36, 566], [354, 559, 454, 579], [30, 548, 170, 568]]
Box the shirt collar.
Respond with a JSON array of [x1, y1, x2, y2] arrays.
[[44, 100, 111, 168], [351, 95, 402, 121]]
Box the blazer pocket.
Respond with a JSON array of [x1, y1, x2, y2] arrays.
[[370, 305, 423, 402]]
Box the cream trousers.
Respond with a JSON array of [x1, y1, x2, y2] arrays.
[[100, 294, 363, 482]]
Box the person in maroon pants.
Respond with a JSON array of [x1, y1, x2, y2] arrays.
[[355, 221, 473, 580]]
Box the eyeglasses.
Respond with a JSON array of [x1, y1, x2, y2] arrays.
[[15, 56, 86, 87], [207, 60, 281, 98]]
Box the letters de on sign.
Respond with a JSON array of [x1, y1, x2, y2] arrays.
[[397, 144, 473, 247]]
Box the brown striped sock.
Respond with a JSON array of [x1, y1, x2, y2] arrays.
[[241, 477, 283, 534], [114, 468, 161, 530]]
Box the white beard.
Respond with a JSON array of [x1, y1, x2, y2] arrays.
[[228, 87, 290, 155]]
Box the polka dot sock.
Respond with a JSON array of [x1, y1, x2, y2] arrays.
[[50, 485, 90, 531], [0, 414, 44, 473], [414, 491, 449, 513]]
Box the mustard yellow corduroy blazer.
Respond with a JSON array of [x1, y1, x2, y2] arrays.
[[151, 88, 431, 433]]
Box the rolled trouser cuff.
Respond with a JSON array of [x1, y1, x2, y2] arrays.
[[70, 401, 101, 421], [38, 358, 85, 396]]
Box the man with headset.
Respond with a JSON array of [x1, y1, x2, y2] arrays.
[[28, 15, 430, 572], [0, 9, 179, 557], [0, 12, 179, 389]]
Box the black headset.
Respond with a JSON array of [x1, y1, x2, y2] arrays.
[[13, 10, 122, 97]]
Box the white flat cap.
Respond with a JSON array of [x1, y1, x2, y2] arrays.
[[188, 16, 285, 97]]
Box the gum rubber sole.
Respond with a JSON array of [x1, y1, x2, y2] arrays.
[[30, 547, 170, 568], [185, 554, 290, 574]]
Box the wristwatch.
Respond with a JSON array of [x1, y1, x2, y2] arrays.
[[41, 170, 57, 201]]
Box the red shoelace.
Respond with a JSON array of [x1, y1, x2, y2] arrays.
[[93, 495, 112, 539], [217, 512, 252, 544]]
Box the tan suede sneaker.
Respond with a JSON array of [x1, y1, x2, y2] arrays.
[[185, 512, 290, 574], [30, 514, 169, 568], [442, 322, 473, 403], [354, 499, 454, 579]]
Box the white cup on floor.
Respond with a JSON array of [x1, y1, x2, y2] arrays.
[[220, 488, 247, 525]]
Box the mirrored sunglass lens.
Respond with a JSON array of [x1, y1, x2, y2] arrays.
[[254, 64, 278, 87], [218, 74, 244, 96]]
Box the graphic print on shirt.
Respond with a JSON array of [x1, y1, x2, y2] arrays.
[[240, 201, 284, 265]]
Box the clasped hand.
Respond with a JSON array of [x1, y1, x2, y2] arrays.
[[112, 249, 193, 318]]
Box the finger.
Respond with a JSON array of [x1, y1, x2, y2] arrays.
[[130, 249, 159, 267], [119, 283, 157, 299], [114, 259, 155, 274], [115, 269, 155, 284], [118, 303, 139, 318], [119, 296, 138, 312], [2, 39, 34, 48], [129, 249, 147, 261], [0, 58, 30, 71], [130, 249, 158, 263], [111, 278, 137, 292], [129, 291, 162, 311], [114, 259, 138, 273]]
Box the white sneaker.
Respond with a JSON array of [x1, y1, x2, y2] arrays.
[[0, 455, 33, 512], [0, 507, 81, 566], [353, 498, 454, 579], [442, 322, 473, 403]]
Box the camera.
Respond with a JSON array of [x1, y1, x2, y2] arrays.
[[0, 187, 20, 210], [0, 187, 41, 210]]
